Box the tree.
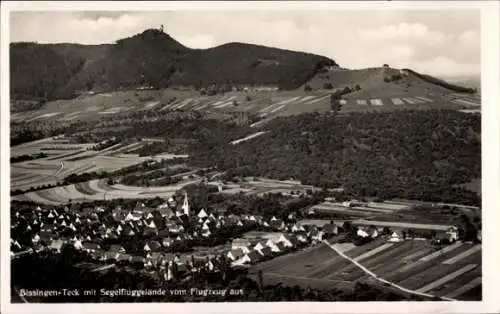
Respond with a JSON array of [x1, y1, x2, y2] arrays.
[[304, 85, 312, 92], [330, 92, 343, 114], [323, 82, 333, 90], [258, 270, 264, 294]]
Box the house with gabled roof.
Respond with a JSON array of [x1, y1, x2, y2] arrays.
[[167, 222, 184, 234], [259, 246, 273, 258], [253, 241, 267, 252], [277, 234, 295, 247], [265, 239, 281, 253], [227, 248, 245, 261], [388, 230, 404, 243], [291, 223, 306, 233], [238, 250, 263, 265], [11, 239, 22, 252]]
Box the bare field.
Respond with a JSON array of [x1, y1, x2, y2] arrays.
[[250, 238, 481, 300]]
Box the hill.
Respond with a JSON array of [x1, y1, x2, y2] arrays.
[[10, 29, 337, 101], [304, 66, 477, 99]]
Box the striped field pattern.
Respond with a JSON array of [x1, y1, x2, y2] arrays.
[[250, 239, 481, 300]]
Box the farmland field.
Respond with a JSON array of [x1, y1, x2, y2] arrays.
[[214, 177, 321, 196], [10, 136, 189, 191], [11, 178, 202, 205], [10, 86, 480, 127], [250, 238, 481, 300]]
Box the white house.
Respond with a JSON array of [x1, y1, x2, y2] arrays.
[[125, 212, 134, 221], [266, 239, 281, 253], [446, 226, 459, 242], [73, 239, 83, 250], [357, 228, 369, 238], [206, 259, 214, 271], [198, 209, 208, 219], [32, 234, 40, 243], [294, 224, 306, 233], [388, 231, 404, 243], [277, 234, 293, 247], [254, 241, 266, 252]]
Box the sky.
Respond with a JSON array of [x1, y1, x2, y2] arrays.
[[10, 10, 481, 78]]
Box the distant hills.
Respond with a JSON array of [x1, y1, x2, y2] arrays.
[[10, 28, 478, 104], [10, 29, 337, 101]]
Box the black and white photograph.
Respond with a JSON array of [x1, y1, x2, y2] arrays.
[[1, 1, 499, 313]]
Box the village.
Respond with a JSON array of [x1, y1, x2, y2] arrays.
[[10, 190, 481, 292]]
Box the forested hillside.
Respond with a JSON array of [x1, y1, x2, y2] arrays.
[[10, 29, 337, 100], [188, 109, 481, 205]]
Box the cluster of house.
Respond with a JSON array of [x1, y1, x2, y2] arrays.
[[11, 192, 474, 283], [9, 194, 340, 281]]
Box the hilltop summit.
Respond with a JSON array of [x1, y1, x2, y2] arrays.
[[10, 28, 337, 100]]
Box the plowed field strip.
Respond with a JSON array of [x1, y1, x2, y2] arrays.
[[429, 267, 481, 296], [398, 252, 479, 291], [385, 243, 473, 283], [445, 277, 482, 298], [353, 243, 395, 262], [442, 245, 481, 265], [332, 241, 416, 281], [321, 240, 454, 301], [416, 264, 477, 293], [357, 243, 433, 281]]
